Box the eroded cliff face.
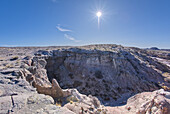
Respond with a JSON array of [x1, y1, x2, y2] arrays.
[[28, 46, 169, 106]]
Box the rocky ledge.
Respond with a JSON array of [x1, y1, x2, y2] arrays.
[[0, 44, 169, 114]]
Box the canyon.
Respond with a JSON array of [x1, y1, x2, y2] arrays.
[[0, 44, 169, 114]]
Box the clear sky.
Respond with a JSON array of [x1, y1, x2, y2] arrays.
[[0, 0, 170, 48]]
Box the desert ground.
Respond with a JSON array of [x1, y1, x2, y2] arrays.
[[0, 44, 170, 114]]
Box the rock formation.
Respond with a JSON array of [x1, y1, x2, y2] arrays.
[[27, 46, 169, 106], [106, 89, 170, 114], [0, 44, 169, 113]]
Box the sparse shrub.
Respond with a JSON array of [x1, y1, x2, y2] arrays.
[[162, 86, 170, 91], [56, 102, 61, 107], [10, 56, 19, 61], [66, 95, 79, 102], [97, 108, 102, 112], [4, 64, 14, 68], [16, 60, 20, 64], [69, 100, 73, 104]]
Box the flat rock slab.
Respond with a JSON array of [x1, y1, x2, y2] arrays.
[[0, 93, 74, 114]]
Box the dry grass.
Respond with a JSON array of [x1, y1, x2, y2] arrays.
[[55, 102, 61, 107]]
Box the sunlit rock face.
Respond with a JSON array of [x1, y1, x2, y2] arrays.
[[106, 89, 170, 114], [29, 46, 169, 106]]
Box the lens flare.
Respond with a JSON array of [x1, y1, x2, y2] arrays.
[[96, 11, 102, 29], [96, 11, 102, 17]]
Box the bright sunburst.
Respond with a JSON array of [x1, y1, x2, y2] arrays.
[[96, 11, 102, 29], [90, 0, 108, 29], [96, 11, 102, 17]]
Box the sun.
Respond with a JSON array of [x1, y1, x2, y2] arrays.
[[96, 11, 102, 17], [96, 11, 102, 29]]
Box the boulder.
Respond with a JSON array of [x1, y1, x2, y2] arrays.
[[106, 89, 170, 114]]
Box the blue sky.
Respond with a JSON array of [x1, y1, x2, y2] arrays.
[[0, 0, 170, 48]]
